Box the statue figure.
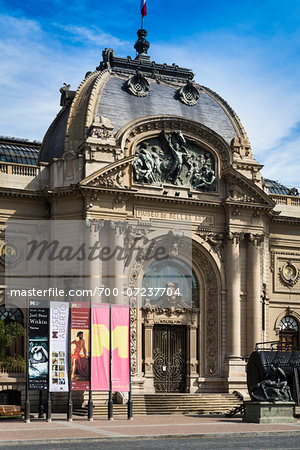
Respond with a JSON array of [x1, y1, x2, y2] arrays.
[[166, 131, 193, 184], [151, 147, 163, 180], [250, 365, 293, 402], [133, 143, 155, 183]]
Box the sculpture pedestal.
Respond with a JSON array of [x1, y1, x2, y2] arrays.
[[243, 401, 296, 423]]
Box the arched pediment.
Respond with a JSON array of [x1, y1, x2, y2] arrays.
[[81, 116, 233, 193], [116, 116, 232, 168]]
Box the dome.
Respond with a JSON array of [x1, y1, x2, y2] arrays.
[[39, 31, 248, 164]]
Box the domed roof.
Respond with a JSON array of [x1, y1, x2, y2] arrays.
[[39, 31, 248, 163]]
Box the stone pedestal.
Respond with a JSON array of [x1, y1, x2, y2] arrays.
[[224, 358, 247, 394], [244, 401, 296, 423]]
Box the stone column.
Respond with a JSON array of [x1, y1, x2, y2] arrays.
[[226, 232, 242, 359], [247, 234, 263, 355], [187, 323, 198, 392], [144, 323, 154, 377], [143, 313, 155, 392]]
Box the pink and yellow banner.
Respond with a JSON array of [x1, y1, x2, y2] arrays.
[[111, 305, 130, 392], [91, 304, 110, 391]]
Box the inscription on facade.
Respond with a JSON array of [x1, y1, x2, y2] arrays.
[[135, 208, 214, 224]]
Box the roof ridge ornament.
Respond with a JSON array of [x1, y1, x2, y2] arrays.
[[134, 29, 150, 60]]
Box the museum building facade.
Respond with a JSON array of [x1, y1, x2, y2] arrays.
[[1, 30, 300, 402]]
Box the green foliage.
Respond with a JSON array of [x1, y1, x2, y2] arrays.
[[0, 320, 24, 359], [0, 355, 26, 374]]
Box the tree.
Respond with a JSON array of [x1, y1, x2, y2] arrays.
[[0, 320, 24, 360]]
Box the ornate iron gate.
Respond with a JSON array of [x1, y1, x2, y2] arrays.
[[153, 325, 186, 393]]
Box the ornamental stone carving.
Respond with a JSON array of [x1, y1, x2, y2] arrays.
[[248, 233, 264, 247], [88, 116, 114, 140], [126, 69, 150, 97], [279, 262, 300, 287], [228, 183, 255, 203], [130, 308, 137, 376], [196, 231, 225, 261], [132, 130, 216, 191], [192, 246, 219, 376], [177, 80, 200, 106], [90, 168, 125, 189]]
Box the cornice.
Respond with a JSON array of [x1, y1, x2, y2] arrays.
[[0, 187, 43, 199], [271, 215, 300, 225]]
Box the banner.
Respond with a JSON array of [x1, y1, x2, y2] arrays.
[[71, 302, 90, 391], [111, 305, 130, 392], [28, 300, 49, 390], [49, 301, 69, 392], [91, 304, 110, 391]]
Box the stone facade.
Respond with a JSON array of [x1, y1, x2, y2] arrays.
[[1, 34, 300, 401]]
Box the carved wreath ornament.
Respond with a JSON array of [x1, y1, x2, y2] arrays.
[[126, 70, 150, 97], [279, 262, 300, 287]]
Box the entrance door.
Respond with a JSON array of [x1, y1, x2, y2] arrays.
[[153, 325, 186, 393]]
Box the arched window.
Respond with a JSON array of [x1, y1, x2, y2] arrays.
[[0, 305, 23, 325], [279, 316, 299, 350], [0, 305, 24, 357], [142, 258, 199, 308]]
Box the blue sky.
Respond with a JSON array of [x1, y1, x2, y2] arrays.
[[1, 0, 300, 186]]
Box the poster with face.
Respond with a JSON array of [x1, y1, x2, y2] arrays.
[[70, 302, 90, 391], [49, 301, 69, 392], [28, 300, 49, 390]]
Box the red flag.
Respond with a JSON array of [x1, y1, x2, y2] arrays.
[[141, 0, 147, 17]]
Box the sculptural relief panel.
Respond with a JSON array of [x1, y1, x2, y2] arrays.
[[132, 130, 217, 192]]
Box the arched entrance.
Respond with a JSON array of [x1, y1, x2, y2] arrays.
[[132, 240, 222, 394], [142, 258, 199, 393]]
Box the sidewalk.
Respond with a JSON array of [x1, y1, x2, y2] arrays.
[[0, 414, 300, 446]]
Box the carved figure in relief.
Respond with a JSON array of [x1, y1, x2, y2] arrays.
[[166, 131, 190, 183], [192, 164, 216, 188], [132, 130, 216, 191], [133, 143, 155, 183]]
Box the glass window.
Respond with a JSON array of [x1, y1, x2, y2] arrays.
[[142, 258, 199, 308], [279, 315, 299, 350]]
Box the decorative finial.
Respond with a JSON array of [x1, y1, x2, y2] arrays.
[[134, 28, 150, 57]]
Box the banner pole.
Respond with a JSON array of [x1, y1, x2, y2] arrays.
[[88, 300, 93, 421], [25, 300, 30, 423], [38, 390, 44, 419], [127, 306, 133, 420], [67, 297, 73, 421], [108, 304, 113, 420], [46, 300, 52, 422]]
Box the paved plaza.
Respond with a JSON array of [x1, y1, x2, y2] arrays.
[[0, 414, 300, 447]]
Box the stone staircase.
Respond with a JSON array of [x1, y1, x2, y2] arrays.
[[73, 392, 243, 417]]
